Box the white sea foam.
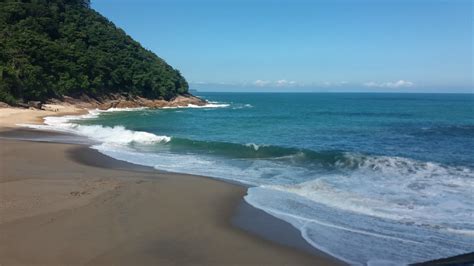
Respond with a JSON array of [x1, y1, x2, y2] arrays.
[[232, 103, 254, 109], [241, 153, 474, 264], [266, 154, 474, 226], [245, 183, 474, 265], [100, 107, 149, 112], [444, 228, 474, 237], [21, 108, 171, 145], [245, 143, 261, 151], [162, 101, 230, 109]]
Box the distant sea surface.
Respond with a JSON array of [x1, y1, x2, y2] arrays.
[[31, 93, 474, 265]]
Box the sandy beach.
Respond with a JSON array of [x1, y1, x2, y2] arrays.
[[0, 107, 342, 265], [0, 104, 87, 128]]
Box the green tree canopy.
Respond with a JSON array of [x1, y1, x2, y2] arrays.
[[0, 0, 189, 105]]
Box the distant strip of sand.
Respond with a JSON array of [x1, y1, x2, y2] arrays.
[[0, 104, 86, 128]]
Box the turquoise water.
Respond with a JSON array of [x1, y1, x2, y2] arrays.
[[38, 93, 474, 265]]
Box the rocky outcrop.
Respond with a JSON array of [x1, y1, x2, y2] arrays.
[[28, 101, 42, 109], [0, 101, 12, 108], [44, 93, 207, 110]]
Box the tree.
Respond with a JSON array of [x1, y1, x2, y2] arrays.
[[0, 0, 188, 104]]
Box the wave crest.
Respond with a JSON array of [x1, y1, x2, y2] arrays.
[[71, 124, 170, 144], [22, 109, 170, 145], [162, 101, 230, 109]]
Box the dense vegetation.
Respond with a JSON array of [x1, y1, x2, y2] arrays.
[[0, 0, 188, 105]]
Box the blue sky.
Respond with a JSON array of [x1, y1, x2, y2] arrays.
[[92, 0, 473, 92]]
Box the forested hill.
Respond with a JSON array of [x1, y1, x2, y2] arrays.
[[0, 0, 189, 105]]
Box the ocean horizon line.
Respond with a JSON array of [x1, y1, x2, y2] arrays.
[[192, 90, 474, 94]]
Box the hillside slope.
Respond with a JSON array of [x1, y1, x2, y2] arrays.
[[0, 0, 189, 105]]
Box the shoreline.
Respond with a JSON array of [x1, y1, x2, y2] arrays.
[[0, 93, 206, 129], [2, 106, 470, 265], [0, 108, 343, 264]]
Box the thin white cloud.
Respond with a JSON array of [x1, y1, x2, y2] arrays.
[[322, 81, 348, 87], [193, 80, 364, 88], [275, 79, 297, 87], [254, 79, 298, 87], [363, 80, 414, 88], [254, 80, 271, 87]]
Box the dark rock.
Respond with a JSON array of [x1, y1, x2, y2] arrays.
[[27, 101, 42, 109], [16, 102, 29, 108]]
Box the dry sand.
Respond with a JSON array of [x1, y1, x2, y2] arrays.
[[0, 108, 343, 265], [0, 104, 86, 128]]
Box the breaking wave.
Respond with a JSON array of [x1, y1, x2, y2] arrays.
[[162, 101, 230, 109], [21, 109, 171, 145]]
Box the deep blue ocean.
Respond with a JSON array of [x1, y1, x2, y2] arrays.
[[35, 93, 474, 265]]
